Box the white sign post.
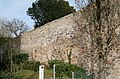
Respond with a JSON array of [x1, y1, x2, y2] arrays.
[[53, 64, 56, 79], [39, 65, 44, 79]]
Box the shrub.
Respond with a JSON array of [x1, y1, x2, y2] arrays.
[[48, 60, 63, 69], [0, 71, 21, 79], [55, 62, 67, 78], [34, 61, 41, 72], [74, 68, 93, 79], [23, 61, 40, 72], [48, 60, 89, 78], [66, 64, 80, 77], [13, 74, 22, 79], [13, 53, 29, 64], [23, 61, 34, 70]]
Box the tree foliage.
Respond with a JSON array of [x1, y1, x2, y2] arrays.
[[0, 18, 29, 37], [27, 0, 75, 28], [0, 37, 11, 71]]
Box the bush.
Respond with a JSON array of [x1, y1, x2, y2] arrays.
[[34, 61, 41, 72], [23, 61, 40, 72], [48, 60, 88, 78], [13, 53, 29, 64], [13, 73, 22, 79], [66, 64, 80, 77], [55, 63, 66, 78], [48, 60, 66, 78], [23, 61, 34, 70], [74, 68, 90, 79], [48, 60, 63, 69], [0, 71, 10, 79]]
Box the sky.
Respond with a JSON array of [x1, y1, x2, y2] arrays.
[[0, 0, 75, 29]]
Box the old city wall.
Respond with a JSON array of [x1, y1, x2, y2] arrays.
[[20, 12, 88, 65], [20, 4, 120, 79]]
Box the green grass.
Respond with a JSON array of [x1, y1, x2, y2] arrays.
[[13, 69, 53, 79], [14, 70, 38, 79], [45, 69, 53, 79], [13, 69, 81, 79]]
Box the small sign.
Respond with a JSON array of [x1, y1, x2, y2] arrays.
[[39, 65, 44, 79]]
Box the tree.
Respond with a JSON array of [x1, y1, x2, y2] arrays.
[[0, 18, 11, 37], [27, 0, 75, 28], [1, 18, 29, 37], [75, 0, 120, 79], [0, 18, 27, 78]]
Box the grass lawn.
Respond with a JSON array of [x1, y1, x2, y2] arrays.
[[14, 69, 81, 79], [14, 69, 53, 79]]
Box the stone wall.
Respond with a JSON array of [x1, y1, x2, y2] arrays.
[[20, 12, 87, 65], [20, 1, 120, 78]]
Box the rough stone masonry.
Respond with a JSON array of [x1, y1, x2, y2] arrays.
[[20, 1, 120, 79], [21, 12, 85, 65]]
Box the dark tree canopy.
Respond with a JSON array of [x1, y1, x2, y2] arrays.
[[27, 0, 75, 28]]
